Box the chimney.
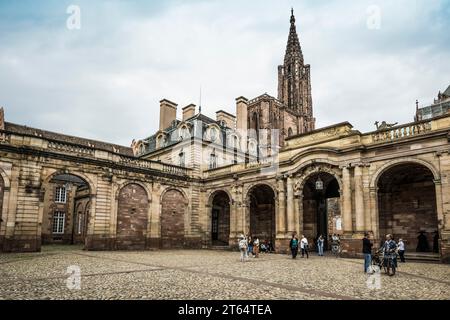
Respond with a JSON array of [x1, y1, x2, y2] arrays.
[[236, 97, 248, 132], [0, 107, 4, 131], [216, 110, 236, 129], [159, 99, 178, 131], [182, 104, 196, 121]]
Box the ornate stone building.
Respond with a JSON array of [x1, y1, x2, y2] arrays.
[[1, 11, 450, 262]]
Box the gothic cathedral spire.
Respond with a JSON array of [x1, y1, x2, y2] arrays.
[[278, 9, 315, 133]]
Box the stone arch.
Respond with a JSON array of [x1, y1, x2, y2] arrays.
[[376, 161, 439, 252], [243, 181, 277, 201], [116, 183, 149, 250], [370, 158, 440, 189], [293, 162, 343, 194], [246, 183, 276, 245], [115, 181, 151, 201], [160, 188, 188, 249], [40, 170, 94, 246], [0, 167, 11, 189], [207, 189, 232, 246], [207, 189, 233, 207], [298, 170, 341, 249], [42, 169, 95, 195]]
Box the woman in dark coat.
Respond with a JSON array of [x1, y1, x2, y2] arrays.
[[416, 231, 429, 252]]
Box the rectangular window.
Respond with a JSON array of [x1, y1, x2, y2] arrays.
[[209, 154, 217, 170], [55, 186, 67, 203], [52, 211, 65, 234]]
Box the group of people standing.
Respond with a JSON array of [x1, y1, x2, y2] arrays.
[[238, 235, 274, 262], [289, 233, 310, 259], [363, 232, 406, 275]]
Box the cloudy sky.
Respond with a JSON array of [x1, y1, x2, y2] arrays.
[[1, 0, 449, 146]]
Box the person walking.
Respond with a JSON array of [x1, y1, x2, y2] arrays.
[[238, 235, 248, 262], [253, 237, 260, 258], [362, 232, 373, 273], [300, 235, 309, 259], [247, 236, 253, 257], [317, 235, 324, 256], [289, 233, 299, 259], [398, 238, 406, 263]]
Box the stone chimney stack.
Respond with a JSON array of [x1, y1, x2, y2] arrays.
[[216, 110, 236, 129], [235, 97, 248, 133], [0, 107, 4, 131], [159, 99, 178, 131], [182, 104, 196, 121]]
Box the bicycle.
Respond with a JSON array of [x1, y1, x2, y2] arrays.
[[383, 251, 397, 276], [331, 242, 341, 257]]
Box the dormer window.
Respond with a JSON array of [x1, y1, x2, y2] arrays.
[[157, 135, 167, 149], [180, 126, 190, 140]]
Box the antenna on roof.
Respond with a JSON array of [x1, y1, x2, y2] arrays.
[[199, 86, 202, 114]]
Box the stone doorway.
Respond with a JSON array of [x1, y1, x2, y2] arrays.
[[378, 163, 439, 253], [210, 191, 230, 246], [302, 173, 340, 250]]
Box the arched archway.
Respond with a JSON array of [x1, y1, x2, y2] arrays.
[[209, 191, 231, 246], [302, 172, 340, 249], [161, 189, 186, 249], [41, 173, 92, 246], [116, 183, 149, 250], [377, 163, 439, 253], [247, 184, 275, 245]]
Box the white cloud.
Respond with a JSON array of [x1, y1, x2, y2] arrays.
[[0, 0, 449, 145]]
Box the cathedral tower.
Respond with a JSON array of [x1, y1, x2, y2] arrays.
[[277, 9, 315, 133]]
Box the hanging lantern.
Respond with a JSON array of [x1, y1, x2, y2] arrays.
[[315, 176, 323, 190]]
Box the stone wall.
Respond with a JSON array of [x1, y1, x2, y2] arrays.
[[302, 199, 316, 239], [116, 183, 149, 250], [161, 189, 186, 249], [379, 180, 438, 251]]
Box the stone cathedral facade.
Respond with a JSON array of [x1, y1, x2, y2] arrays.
[[1, 11, 450, 262]]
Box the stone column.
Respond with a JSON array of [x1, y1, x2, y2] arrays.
[[295, 193, 303, 236], [369, 187, 380, 241], [286, 175, 295, 235], [341, 165, 353, 233], [354, 165, 365, 232], [434, 179, 445, 230], [277, 177, 286, 236]]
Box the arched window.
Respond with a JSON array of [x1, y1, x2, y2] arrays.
[[288, 127, 294, 137]]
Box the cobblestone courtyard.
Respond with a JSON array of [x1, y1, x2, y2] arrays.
[[0, 246, 449, 300]]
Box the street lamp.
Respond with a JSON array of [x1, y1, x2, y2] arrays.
[[315, 175, 323, 191]]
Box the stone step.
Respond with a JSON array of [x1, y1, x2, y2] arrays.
[[404, 253, 440, 262]]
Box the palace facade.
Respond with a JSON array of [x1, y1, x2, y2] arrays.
[[1, 11, 450, 262]]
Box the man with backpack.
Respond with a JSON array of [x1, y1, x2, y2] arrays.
[[289, 233, 299, 259]]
